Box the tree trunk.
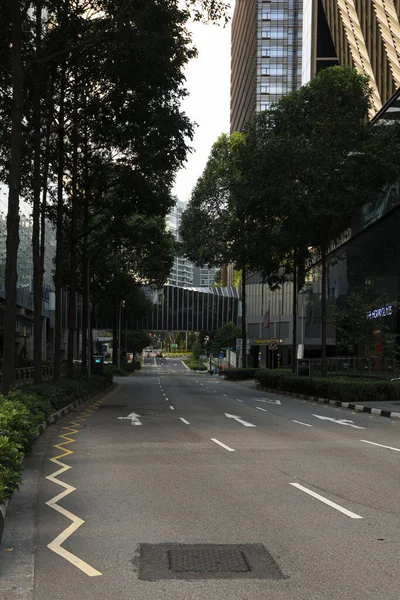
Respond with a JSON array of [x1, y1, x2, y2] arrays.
[[67, 73, 79, 379], [241, 268, 247, 369], [321, 244, 327, 377], [33, 0, 43, 384], [291, 257, 298, 374], [2, 5, 23, 394], [54, 63, 66, 381], [40, 124, 51, 366], [81, 104, 89, 375]]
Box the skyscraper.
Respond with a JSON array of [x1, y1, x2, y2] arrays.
[[231, 0, 303, 133], [304, 1, 400, 112]]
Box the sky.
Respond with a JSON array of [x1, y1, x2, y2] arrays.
[[171, 13, 233, 204]]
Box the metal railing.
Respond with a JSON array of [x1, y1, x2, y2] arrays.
[[307, 356, 400, 380], [0, 363, 70, 386]]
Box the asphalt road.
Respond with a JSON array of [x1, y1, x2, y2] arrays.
[[2, 358, 400, 599]]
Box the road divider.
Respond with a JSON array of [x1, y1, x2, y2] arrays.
[[289, 483, 363, 519]]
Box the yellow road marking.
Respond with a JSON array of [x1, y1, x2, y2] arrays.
[[45, 390, 115, 577]]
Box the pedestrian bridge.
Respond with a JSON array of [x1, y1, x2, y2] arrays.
[[137, 285, 239, 332]]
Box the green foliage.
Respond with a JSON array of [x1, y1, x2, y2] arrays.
[[104, 365, 128, 377], [224, 368, 258, 380], [215, 322, 241, 349], [185, 359, 207, 371], [125, 331, 153, 355], [191, 341, 202, 361], [255, 370, 399, 403], [0, 374, 112, 504]]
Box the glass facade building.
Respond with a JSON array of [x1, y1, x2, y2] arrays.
[[137, 286, 239, 332], [231, 0, 303, 132], [302, 90, 400, 352]]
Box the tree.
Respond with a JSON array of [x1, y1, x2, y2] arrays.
[[181, 132, 281, 367], [268, 66, 400, 375], [215, 321, 241, 350], [191, 340, 202, 360]]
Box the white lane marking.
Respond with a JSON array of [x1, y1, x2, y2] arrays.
[[118, 412, 142, 426], [225, 413, 257, 428], [223, 394, 228, 397], [312, 414, 365, 430], [252, 398, 281, 405], [290, 483, 363, 519], [165, 398, 169, 402], [256, 407, 267, 412], [163, 393, 166, 396], [180, 418, 190, 425], [154, 358, 157, 366], [360, 439, 400, 452], [211, 438, 235, 452], [169, 405, 175, 411], [236, 399, 244, 403], [292, 420, 313, 427], [205, 387, 210, 390]]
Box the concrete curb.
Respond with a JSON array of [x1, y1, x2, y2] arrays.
[[0, 381, 115, 546], [256, 382, 400, 420]]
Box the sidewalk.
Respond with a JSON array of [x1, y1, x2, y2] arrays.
[[221, 376, 400, 419]]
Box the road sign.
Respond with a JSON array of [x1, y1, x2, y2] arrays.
[[219, 352, 225, 359], [171, 343, 178, 348], [268, 340, 278, 351]]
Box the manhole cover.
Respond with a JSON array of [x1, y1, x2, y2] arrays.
[[138, 543, 283, 580], [168, 546, 249, 572]]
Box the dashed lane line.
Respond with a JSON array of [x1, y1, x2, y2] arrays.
[[289, 483, 363, 519], [180, 418, 190, 425], [292, 420, 312, 427], [360, 439, 400, 452], [211, 438, 235, 452]]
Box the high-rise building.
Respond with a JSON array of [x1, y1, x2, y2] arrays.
[[231, 0, 303, 133], [304, 1, 400, 112], [166, 200, 216, 288]]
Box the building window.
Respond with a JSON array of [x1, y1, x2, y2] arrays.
[[261, 29, 270, 39], [262, 11, 270, 20], [261, 84, 269, 94], [261, 47, 269, 57], [261, 66, 269, 75], [260, 102, 270, 111]]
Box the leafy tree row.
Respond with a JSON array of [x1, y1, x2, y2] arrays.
[[181, 67, 400, 373], [0, 0, 229, 392]]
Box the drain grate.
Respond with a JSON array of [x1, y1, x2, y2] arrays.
[[138, 543, 283, 580], [168, 546, 249, 573]]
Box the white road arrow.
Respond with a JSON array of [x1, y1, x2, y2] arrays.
[[312, 414, 365, 430], [118, 412, 142, 426], [253, 398, 281, 405], [225, 413, 256, 427]]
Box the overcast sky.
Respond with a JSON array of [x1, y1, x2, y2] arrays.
[[171, 13, 233, 204]]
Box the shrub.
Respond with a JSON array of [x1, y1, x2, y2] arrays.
[[104, 364, 127, 377], [255, 369, 399, 403], [224, 368, 258, 380], [0, 373, 112, 504]]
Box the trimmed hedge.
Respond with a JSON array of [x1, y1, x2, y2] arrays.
[[255, 369, 400, 404], [224, 368, 258, 380], [0, 374, 111, 504], [184, 359, 207, 371]]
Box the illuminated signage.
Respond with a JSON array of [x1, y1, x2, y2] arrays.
[[367, 306, 393, 319]]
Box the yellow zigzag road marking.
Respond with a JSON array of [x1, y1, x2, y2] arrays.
[[45, 396, 107, 577]]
